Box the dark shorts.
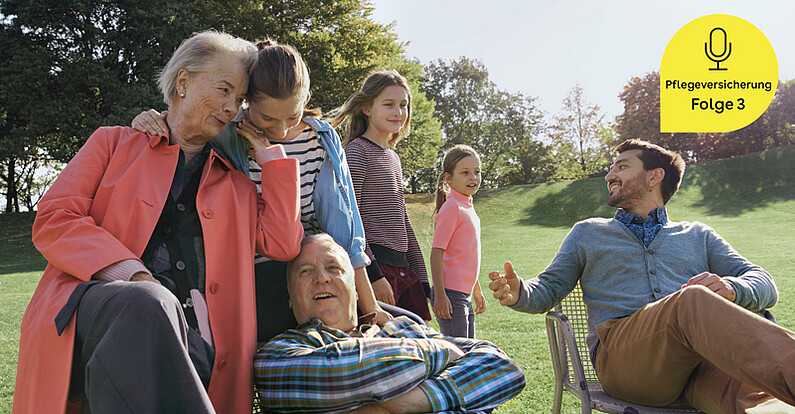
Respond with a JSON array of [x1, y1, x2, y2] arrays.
[[377, 262, 432, 321]]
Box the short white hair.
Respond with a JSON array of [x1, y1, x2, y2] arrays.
[[158, 30, 256, 106], [287, 234, 354, 283]]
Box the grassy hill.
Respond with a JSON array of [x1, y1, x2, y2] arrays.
[[407, 145, 794, 413], [1, 145, 794, 413]]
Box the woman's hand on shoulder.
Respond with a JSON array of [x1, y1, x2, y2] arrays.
[[131, 109, 167, 135]]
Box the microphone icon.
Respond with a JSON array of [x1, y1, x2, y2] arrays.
[[705, 27, 731, 71]]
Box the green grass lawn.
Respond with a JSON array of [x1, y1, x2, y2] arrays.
[[1, 146, 793, 413], [407, 145, 795, 413]]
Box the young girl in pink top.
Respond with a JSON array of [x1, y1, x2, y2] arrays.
[[431, 145, 485, 338]]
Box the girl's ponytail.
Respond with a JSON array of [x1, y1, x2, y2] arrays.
[[433, 171, 449, 215]]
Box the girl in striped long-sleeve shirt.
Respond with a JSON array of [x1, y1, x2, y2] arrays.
[[331, 70, 432, 321]]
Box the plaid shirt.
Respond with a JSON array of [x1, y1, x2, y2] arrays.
[[254, 316, 525, 413]]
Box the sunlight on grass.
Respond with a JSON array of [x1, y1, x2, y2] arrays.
[[1, 146, 792, 413]]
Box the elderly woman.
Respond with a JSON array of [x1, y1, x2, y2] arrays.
[[12, 31, 302, 414]]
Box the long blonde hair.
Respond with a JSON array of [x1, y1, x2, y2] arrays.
[[434, 145, 480, 215], [330, 69, 412, 148]]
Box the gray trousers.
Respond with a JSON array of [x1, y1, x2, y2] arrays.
[[432, 288, 475, 338], [73, 281, 215, 414]]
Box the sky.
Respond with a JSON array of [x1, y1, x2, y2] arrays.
[[369, 0, 795, 121]]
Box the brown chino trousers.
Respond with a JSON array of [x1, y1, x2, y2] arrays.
[[594, 285, 795, 414]]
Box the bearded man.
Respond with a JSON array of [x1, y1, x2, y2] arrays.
[[489, 139, 794, 413]]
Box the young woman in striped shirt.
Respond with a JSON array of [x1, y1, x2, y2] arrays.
[[330, 70, 433, 321], [131, 40, 408, 341]]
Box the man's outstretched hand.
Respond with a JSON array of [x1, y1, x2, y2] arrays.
[[488, 261, 521, 306]]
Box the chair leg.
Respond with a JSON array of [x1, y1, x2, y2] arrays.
[[552, 380, 563, 414]]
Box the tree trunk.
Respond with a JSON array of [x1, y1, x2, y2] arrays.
[[5, 158, 20, 213]]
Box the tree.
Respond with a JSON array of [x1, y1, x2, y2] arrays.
[[616, 71, 795, 163], [0, 16, 62, 212], [194, 0, 405, 113], [718, 80, 795, 158], [396, 82, 443, 194], [1, 0, 417, 210], [549, 85, 607, 178], [615, 71, 715, 162], [422, 57, 545, 187]]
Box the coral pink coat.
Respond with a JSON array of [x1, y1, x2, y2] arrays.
[[13, 127, 302, 414]]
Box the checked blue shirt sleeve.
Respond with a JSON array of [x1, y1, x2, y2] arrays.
[[380, 318, 526, 412], [254, 317, 525, 413], [254, 318, 453, 413]]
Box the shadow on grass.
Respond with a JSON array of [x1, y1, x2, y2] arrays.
[[684, 145, 795, 216], [0, 212, 47, 275], [519, 178, 614, 228], [519, 146, 795, 227]]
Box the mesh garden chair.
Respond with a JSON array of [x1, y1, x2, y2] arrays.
[[545, 283, 703, 414]]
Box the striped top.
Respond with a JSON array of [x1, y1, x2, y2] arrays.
[[251, 127, 324, 263], [254, 316, 526, 413], [345, 137, 428, 283]]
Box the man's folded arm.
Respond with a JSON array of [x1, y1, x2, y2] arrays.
[[417, 338, 526, 412], [254, 333, 453, 413]]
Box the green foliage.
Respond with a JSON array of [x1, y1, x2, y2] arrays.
[[397, 81, 443, 194], [1, 0, 430, 208], [422, 58, 546, 188], [548, 84, 610, 178], [1, 0, 200, 161], [195, 0, 405, 113], [719, 80, 795, 158], [0, 0, 200, 211], [614, 71, 708, 162]]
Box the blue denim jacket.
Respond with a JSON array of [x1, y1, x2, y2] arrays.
[[213, 116, 370, 269]]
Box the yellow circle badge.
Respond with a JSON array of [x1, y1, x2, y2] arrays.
[[660, 14, 777, 133]]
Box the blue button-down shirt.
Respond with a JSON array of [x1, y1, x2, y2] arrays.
[[615, 207, 668, 247]]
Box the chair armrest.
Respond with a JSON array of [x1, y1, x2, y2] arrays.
[[546, 311, 569, 381]]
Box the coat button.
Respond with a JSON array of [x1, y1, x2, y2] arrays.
[[217, 359, 227, 371], [176, 261, 185, 271], [203, 209, 214, 218], [210, 283, 219, 294]]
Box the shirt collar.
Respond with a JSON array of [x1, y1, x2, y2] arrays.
[[449, 188, 473, 206], [614, 206, 668, 227], [296, 313, 381, 338]]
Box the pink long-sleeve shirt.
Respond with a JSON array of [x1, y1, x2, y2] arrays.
[[432, 189, 481, 294]]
